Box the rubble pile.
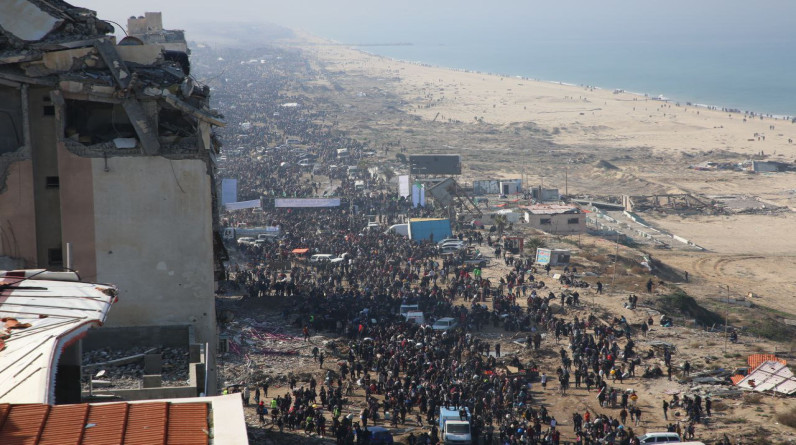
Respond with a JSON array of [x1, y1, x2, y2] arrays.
[[219, 312, 314, 386], [81, 346, 190, 389]]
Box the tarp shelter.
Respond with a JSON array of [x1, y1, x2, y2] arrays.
[[291, 248, 309, 254]]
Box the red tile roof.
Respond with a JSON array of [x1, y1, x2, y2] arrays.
[[39, 404, 89, 445], [124, 403, 168, 445], [748, 354, 786, 370], [167, 403, 209, 445], [83, 403, 129, 445], [0, 402, 208, 445], [0, 404, 49, 445]]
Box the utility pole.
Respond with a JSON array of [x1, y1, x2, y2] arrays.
[[611, 236, 620, 291], [723, 284, 730, 353]]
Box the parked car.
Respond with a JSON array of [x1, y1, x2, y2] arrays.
[[237, 237, 256, 246], [637, 432, 682, 444], [309, 254, 334, 263], [432, 317, 458, 331], [438, 239, 467, 248], [356, 426, 394, 445], [464, 257, 490, 268], [330, 253, 350, 264]]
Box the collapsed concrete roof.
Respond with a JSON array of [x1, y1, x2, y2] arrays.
[[0, 3, 223, 159], [0, 0, 114, 49]]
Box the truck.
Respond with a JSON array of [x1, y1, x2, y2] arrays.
[[408, 218, 452, 243], [222, 226, 281, 241], [386, 224, 409, 237], [438, 407, 472, 444]]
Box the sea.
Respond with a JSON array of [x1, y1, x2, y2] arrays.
[[337, 38, 794, 118]]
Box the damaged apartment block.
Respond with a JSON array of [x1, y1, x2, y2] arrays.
[[0, 1, 225, 396]]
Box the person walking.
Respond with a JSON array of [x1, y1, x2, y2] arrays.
[[663, 400, 669, 420]]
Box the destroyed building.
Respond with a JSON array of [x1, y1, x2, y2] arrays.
[[0, 2, 225, 394]]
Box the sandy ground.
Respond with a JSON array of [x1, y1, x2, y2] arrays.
[[296, 33, 796, 159], [276, 34, 796, 323], [224, 235, 796, 444]]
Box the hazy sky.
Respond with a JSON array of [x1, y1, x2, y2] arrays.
[[79, 0, 796, 45]]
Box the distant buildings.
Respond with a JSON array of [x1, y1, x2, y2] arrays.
[[0, 4, 224, 393], [522, 204, 586, 235], [127, 12, 189, 53]]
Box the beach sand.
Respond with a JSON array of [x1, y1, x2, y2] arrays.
[[284, 34, 796, 318], [299, 35, 795, 158]]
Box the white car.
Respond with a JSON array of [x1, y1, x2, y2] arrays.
[[310, 254, 334, 263], [439, 240, 467, 248], [637, 432, 682, 444], [237, 237, 256, 246], [330, 253, 350, 264], [432, 317, 459, 331]]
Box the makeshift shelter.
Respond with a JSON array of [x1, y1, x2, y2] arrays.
[[731, 354, 796, 395]]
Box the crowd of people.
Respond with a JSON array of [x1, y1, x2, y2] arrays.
[[196, 45, 708, 445]]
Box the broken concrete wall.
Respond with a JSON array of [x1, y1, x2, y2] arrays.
[[1, 3, 222, 393], [29, 85, 63, 268], [0, 86, 24, 155], [56, 142, 96, 280], [0, 158, 37, 267], [90, 155, 217, 390]]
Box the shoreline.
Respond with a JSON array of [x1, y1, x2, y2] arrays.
[[290, 30, 793, 119], [353, 46, 793, 121]]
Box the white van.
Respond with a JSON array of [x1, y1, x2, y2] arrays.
[[399, 304, 420, 316], [404, 311, 425, 325], [310, 254, 334, 263], [637, 432, 682, 444], [432, 317, 458, 331]]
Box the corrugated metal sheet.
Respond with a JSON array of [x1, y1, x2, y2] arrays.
[[39, 404, 89, 445], [0, 276, 116, 404], [167, 404, 208, 445], [735, 361, 796, 395]]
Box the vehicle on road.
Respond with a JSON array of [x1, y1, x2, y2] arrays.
[[355, 426, 394, 444], [310, 254, 334, 263], [637, 432, 682, 444], [439, 407, 472, 444], [432, 317, 458, 331]]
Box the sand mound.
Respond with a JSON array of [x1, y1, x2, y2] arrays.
[[595, 159, 619, 170]]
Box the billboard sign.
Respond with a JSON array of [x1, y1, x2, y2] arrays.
[[411, 182, 426, 208], [221, 179, 238, 204], [223, 199, 260, 211], [274, 198, 341, 208], [398, 175, 410, 197], [535, 248, 551, 265], [409, 154, 461, 175]]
